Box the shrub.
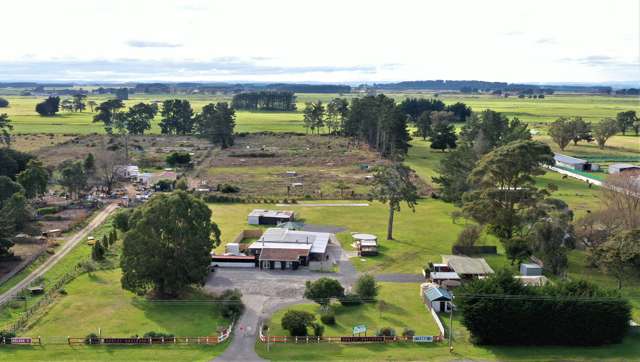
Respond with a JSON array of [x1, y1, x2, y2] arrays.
[[0, 98, 9, 108], [37, 206, 59, 215], [0, 330, 16, 344], [304, 278, 345, 307], [312, 322, 325, 337], [455, 225, 483, 247], [85, 333, 99, 344], [165, 152, 191, 167], [320, 310, 336, 325], [281, 310, 315, 336], [339, 293, 363, 306], [401, 328, 415, 337], [113, 209, 132, 231], [376, 327, 396, 337], [217, 183, 240, 194], [355, 274, 378, 301], [216, 289, 244, 318], [143, 331, 175, 338]]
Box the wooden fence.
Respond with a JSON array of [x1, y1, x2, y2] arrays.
[[258, 327, 443, 345]]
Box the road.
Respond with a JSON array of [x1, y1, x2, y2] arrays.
[[0, 202, 119, 306]]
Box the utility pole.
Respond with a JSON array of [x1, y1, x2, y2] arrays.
[[449, 297, 454, 352]]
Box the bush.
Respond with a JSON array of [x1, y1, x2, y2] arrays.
[[354, 274, 378, 301], [85, 333, 99, 344], [401, 328, 415, 337], [166, 152, 191, 167], [455, 225, 483, 247], [0, 330, 16, 344], [216, 289, 244, 318], [339, 293, 363, 306], [376, 327, 396, 337], [37, 206, 59, 215], [0, 98, 9, 108], [113, 209, 131, 231], [320, 310, 336, 325], [457, 269, 631, 346], [312, 322, 325, 337], [143, 331, 175, 338], [281, 310, 315, 336], [217, 183, 240, 194]]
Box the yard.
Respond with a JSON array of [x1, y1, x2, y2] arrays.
[[266, 282, 440, 337]]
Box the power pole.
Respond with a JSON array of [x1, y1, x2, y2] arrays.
[[449, 298, 454, 352]]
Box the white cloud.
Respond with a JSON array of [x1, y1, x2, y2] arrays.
[[2, 0, 638, 83]]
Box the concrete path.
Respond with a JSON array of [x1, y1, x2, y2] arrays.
[[375, 273, 424, 283], [0, 203, 119, 306]]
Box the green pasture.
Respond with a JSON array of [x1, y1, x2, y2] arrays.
[[2, 93, 638, 134], [266, 282, 440, 337]]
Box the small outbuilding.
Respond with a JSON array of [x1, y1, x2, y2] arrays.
[[520, 263, 542, 276], [353, 233, 378, 256], [553, 154, 593, 171], [429, 272, 461, 288], [442, 255, 494, 279], [248, 209, 295, 225], [423, 286, 453, 313], [608, 163, 640, 174]]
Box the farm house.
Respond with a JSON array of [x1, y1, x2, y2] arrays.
[[442, 255, 494, 280], [247, 209, 295, 225], [247, 228, 333, 269], [608, 163, 640, 174]]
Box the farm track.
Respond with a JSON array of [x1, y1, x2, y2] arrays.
[[0, 203, 119, 306]]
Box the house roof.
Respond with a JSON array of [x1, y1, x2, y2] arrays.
[[430, 272, 461, 280], [609, 163, 640, 171], [553, 153, 587, 166], [442, 255, 494, 275], [248, 209, 294, 219], [424, 287, 452, 302], [248, 242, 313, 251], [259, 248, 310, 262], [258, 228, 330, 254]]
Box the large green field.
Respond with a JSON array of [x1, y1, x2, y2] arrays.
[[2, 93, 638, 134]]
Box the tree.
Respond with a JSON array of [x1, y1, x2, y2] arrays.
[[504, 236, 531, 265], [216, 289, 244, 318], [548, 117, 573, 151], [459, 110, 531, 154], [16, 160, 48, 199], [433, 144, 478, 204], [326, 98, 348, 134], [176, 178, 188, 191], [0, 98, 9, 107], [95, 150, 120, 194], [0, 148, 33, 180], [165, 152, 191, 168], [592, 118, 619, 149], [302, 101, 325, 134], [58, 161, 87, 199], [160, 99, 194, 135], [35, 96, 60, 116], [616, 110, 637, 136], [2, 192, 32, 231], [72, 94, 87, 112], [93, 99, 125, 133], [120, 191, 216, 296], [429, 122, 457, 151], [596, 230, 640, 289], [334, 180, 349, 199], [601, 172, 640, 230], [445, 102, 472, 122], [91, 240, 105, 261], [455, 225, 483, 247], [124, 102, 158, 135], [415, 111, 431, 140], [354, 274, 378, 300], [83, 153, 96, 176], [463, 140, 554, 241], [113, 209, 132, 232], [398, 98, 445, 121], [568, 117, 592, 145], [370, 163, 418, 240], [0, 176, 24, 207], [303, 278, 344, 307], [195, 102, 236, 148], [0, 114, 13, 147], [87, 100, 97, 112], [529, 218, 571, 275], [101, 235, 109, 250], [281, 310, 315, 336]]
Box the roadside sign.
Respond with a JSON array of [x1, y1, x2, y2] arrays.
[[11, 337, 32, 344], [413, 335, 434, 343], [352, 324, 367, 335]]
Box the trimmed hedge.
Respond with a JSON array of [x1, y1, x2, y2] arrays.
[[457, 269, 631, 346]]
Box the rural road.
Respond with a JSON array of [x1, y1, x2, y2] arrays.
[[0, 202, 119, 306]]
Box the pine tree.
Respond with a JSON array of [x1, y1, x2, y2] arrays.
[[101, 235, 109, 250], [91, 241, 105, 261]]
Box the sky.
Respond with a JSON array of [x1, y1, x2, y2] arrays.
[[2, 0, 639, 84]]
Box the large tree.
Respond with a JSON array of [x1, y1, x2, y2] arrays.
[[616, 110, 637, 136], [93, 99, 125, 134], [0, 113, 12, 147], [459, 110, 531, 154], [415, 111, 431, 140], [195, 102, 236, 148], [58, 161, 87, 199], [2, 192, 32, 231], [596, 229, 640, 289], [160, 99, 194, 135], [325, 98, 349, 134], [548, 117, 573, 151], [72, 94, 87, 112], [302, 101, 325, 134], [369, 163, 418, 240], [592, 118, 619, 149], [120, 191, 217, 296], [303, 277, 345, 307], [281, 310, 316, 336], [124, 102, 158, 135], [429, 122, 457, 152], [462, 140, 554, 241], [0, 148, 33, 179], [0, 176, 24, 207], [35, 96, 60, 117], [601, 172, 640, 230], [16, 160, 48, 199], [569, 117, 593, 146]]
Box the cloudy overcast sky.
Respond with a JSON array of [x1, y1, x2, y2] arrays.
[[2, 0, 639, 83]]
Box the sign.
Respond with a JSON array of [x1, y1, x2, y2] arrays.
[[352, 324, 367, 335], [10, 338, 32, 344], [413, 335, 434, 343], [341, 336, 384, 343]]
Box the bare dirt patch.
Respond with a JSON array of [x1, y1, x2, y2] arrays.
[[11, 134, 76, 153]]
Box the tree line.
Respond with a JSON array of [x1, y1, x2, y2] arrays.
[[231, 91, 297, 111], [548, 111, 638, 151]]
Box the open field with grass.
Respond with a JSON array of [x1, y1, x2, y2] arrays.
[[266, 282, 440, 337], [2, 93, 638, 134]]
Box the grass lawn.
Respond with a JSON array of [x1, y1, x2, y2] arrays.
[[267, 283, 440, 337]]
